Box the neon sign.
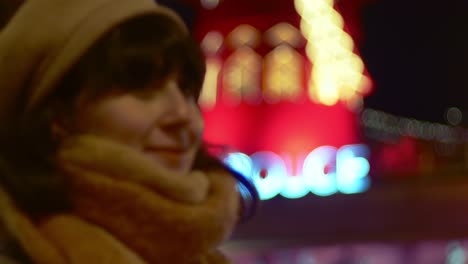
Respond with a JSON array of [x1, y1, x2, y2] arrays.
[[224, 144, 370, 200]]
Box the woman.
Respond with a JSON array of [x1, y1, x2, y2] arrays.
[[0, 0, 257, 263]]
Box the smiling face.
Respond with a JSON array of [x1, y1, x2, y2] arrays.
[[69, 76, 204, 174], [45, 15, 206, 174]]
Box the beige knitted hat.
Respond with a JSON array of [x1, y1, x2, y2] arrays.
[[0, 0, 187, 130]]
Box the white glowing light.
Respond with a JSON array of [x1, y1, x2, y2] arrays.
[[201, 0, 219, 10], [302, 146, 338, 196], [361, 108, 468, 143], [280, 175, 310, 199], [310, 69, 340, 105], [336, 145, 370, 194], [223, 152, 252, 178], [446, 107, 463, 126], [250, 152, 288, 200], [295, 0, 370, 107], [446, 242, 466, 264]]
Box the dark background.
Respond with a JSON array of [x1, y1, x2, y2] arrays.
[[360, 0, 468, 125]]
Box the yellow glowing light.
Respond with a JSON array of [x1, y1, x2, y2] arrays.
[[201, 31, 224, 54], [222, 47, 262, 105], [327, 9, 345, 29], [311, 69, 340, 105], [271, 45, 294, 62], [263, 45, 303, 103], [358, 75, 372, 94], [228, 24, 261, 49], [265, 23, 303, 47], [346, 96, 363, 111], [295, 0, 333, 17], [316, 81, 340, 106], [304, 44, 316, 61], [338, 32, 354, 51], [295, 0, 370, 107], [199, 58, 221, 109], [299, 20, 314, 40], [347, 53, 365, 73]]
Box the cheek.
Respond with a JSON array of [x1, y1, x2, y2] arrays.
[[76, 98, 152, 146], [190, 104, 204, 135]]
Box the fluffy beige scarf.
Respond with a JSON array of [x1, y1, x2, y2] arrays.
[[0, 135, 240, 263]]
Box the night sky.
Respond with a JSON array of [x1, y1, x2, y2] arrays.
[[360, 0, 468, 125]]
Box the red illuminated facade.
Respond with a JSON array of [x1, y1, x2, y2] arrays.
[[180, 0, 468, 255], [192, 0, 370, 160]]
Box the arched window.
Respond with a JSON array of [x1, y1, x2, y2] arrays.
[[263, 23, 305, 103], [263, 44, 303, 103], [222, 24, 262, 105], [199, 31, 224, 109]]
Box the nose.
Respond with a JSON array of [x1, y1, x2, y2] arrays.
[[158, 80, 191, 128]]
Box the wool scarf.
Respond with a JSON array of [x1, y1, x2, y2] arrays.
[[0, 135, 240, 263]]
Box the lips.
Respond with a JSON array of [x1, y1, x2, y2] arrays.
[[142, 146, 186, 168], [143, 145, 191, 162], [144, 145, 189, 153]]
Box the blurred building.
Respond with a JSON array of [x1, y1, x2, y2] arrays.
[[172, 0, 468, 263]]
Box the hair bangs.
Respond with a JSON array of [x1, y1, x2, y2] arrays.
[[104, 15, 206, 99]]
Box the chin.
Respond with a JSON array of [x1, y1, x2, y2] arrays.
[[160, 158, 193, 175], [144, 150, 195, 175]]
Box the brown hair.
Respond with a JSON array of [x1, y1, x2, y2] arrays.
[[0, 0, 23, 30]]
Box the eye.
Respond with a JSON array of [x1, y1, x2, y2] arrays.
[[128, 79, 165, 100], [178, 77, 200, 99]]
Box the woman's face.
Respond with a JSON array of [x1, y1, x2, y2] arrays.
[[68, 76, 204, 174]]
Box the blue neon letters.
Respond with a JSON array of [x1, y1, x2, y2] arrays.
[[223, 144, 370, 200]]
